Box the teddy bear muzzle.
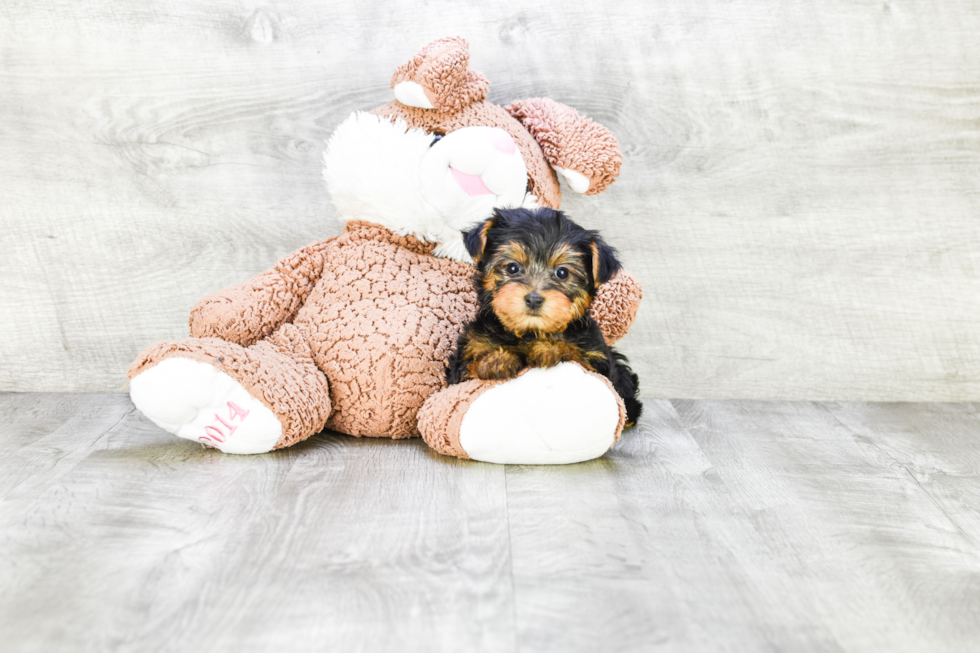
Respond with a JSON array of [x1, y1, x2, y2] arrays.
[[419, 125, 530, 222]]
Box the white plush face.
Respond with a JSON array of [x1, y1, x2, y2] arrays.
[[323, 112, 538, 262]]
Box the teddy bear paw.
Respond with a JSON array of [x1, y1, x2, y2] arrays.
[[130, 358, 283, 454], [420, 363, 624, 465]]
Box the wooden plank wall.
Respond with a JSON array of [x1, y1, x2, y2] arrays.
[[2, 1, 978, 400]]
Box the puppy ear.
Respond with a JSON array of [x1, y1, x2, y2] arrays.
[[589, 235, 622, 286], [463, 216, 496, 264]]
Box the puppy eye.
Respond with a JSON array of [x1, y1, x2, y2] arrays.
[[429, 134, 443, 148], [554, 266, 569, 280], [505, 263, 521, 275]]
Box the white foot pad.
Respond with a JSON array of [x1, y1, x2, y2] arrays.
[[130, 358, 282, 455], [459, 363, 621, 465]]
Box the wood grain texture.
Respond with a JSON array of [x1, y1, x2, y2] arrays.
[[2, 1, 980, 399], [4, 393, 980, 651], [670, 399, 980, 652], [0, 397, 514, 653], [505, 400, 847, 652]]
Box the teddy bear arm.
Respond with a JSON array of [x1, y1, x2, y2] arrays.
[[588, 268, 642, 346], [188, 237, 337, 346]]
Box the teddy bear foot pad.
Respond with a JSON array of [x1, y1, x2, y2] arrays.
[[459, 363, 622, 465], [130, 358, 283, 454]]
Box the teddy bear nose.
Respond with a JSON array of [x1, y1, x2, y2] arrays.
[[491, 129, 516, 154]]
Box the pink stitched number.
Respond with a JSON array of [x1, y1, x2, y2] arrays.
[[204, 426, 226, 442], [200, 401, 251, 444], [213, 414, 237, 437], [227, 402, 250, 421], [198, 401, 249, 442]]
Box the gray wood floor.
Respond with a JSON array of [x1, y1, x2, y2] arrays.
[[2, 394, 979, 653]]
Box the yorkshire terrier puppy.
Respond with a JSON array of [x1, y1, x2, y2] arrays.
[[447, 207, 642, 426]]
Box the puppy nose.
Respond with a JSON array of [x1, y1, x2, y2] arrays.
[[491, 128, 516, 154], [524, 291, 544, 310]]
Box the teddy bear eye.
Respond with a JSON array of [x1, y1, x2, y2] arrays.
[[505, 262, 521, 275], [554, 266, 569, 280]]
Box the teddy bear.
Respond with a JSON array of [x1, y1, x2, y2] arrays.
[[128, 36, 642, 464]]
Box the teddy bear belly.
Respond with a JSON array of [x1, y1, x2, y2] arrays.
[[295, 260, 477, 439]]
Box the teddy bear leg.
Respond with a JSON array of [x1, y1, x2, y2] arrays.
[[129, 324, 331, 454], [418, 362, 626, 465]]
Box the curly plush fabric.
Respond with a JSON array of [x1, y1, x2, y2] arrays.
[[306, 223, 477, 439], [371, 100, 562, 209], [506, 98, 622, 195], [390, 36, 489, 112], [188, 238, 337, 347], [589, 270, 643, 345], [416, 377, 488, 460]]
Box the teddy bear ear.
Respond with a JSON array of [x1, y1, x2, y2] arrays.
[[505, 98, 622, 195], [391, 37, 489, 112]]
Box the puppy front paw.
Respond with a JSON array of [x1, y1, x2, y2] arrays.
[[469, 349, 523, 380], [525, 338, 586, 369]]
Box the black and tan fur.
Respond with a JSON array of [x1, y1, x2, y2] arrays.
[[447, 207, 642, 426]]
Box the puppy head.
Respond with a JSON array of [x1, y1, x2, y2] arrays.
[[463, 207, 622, 335]]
